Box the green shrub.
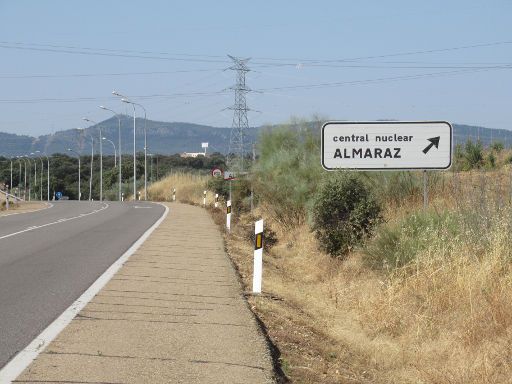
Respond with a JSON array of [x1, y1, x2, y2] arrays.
[[364, 211, 460, 270], [463, 140, 484, 170], [253, 121, 322, 225], [490, 141, 504, 153], [312, 172, 382, 258], [486, 152, 497, 169]]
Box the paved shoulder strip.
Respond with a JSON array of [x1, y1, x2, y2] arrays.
[[0, 202, 53, 218], [0, 204, 169, 383]]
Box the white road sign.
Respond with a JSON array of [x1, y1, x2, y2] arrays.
[[201, 142, 209, 148], [322, 121, 452, 170]]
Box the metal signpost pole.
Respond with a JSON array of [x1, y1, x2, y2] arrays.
[[423, 170, 428, 209]]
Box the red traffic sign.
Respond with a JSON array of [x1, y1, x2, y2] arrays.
[[211, 168, 223, 177]]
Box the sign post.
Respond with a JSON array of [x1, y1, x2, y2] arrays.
[[203, 190, 207, 207], [322, 121, 453, 207]]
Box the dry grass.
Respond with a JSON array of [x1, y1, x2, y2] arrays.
[[152, 169, 512, 383], [214, 170, 512, 383], [147, 172, 215, 204]]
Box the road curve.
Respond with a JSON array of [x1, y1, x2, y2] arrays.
[[0, 200, 166, 368]]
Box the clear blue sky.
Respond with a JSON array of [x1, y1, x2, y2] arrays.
[[0, 0, 511, 136]]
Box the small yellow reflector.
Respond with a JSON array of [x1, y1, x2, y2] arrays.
[[255, 233, 263, 250], [227, 206, 231, 214]]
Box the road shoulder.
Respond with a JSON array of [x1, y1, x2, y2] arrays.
[[11, 203, 275, 383], [0, 201, 51, 217]]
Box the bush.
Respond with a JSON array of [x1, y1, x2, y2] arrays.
[[364, 210, 460, 270], [490, 141, 504, 153], [253, 121, 322, 226], [463, 140, 484, 170], [486, 151, 497, 169], [312, 172, 382, 258]]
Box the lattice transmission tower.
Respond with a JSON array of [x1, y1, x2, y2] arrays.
[[227, 55, 252, 173]]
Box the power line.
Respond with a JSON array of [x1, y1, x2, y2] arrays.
[[257, 66, 511, 92], [1, 39, 510, 66], [0, 91, 228, 104], [251, 40, 512, 66], [0, 68, 221, 79], [0, 44, 230, 63], [0, 41, 228, 59]]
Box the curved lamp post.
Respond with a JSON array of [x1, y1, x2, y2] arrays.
[[103, 137, 117, 167], [77, 128, 94, 201], [83, 118, 103, 201], [36, 150, 50, 201], [31, 152, 43, 201], [99, 106, 122, 201], [67, 148, 81, 201]]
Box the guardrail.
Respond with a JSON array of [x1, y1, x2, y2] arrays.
[[0, 188, 24, 202]]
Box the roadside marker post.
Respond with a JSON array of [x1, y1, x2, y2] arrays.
[[215, 193, 219, 208], [121, 192, 124, 202], [253, 219, 263, 294], [203, 190, 207, 207], [172, 188, 176, 202], [226, 200, 231, 232], [322, 121, 453, 209], [137, 191, 141, 201], [5, 184, 10, 210]]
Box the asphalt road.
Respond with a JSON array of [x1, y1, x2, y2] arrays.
[[0, 200, 166, 369]]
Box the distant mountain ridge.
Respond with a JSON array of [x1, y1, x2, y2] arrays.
[[0, 116, 509, 156]]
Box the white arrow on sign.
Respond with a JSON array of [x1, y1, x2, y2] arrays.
[[321, 121, 452, 170]]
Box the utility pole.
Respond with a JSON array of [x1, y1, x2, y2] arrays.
[[227, 55, 252, 173]]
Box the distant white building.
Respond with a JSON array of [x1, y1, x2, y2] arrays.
[[180, 152, 206, 158]]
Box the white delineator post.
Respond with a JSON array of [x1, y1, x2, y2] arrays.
[[203, 190, 207, 207], [173, 188, 176, 202], [138, 191, 141, 201], [253, 219, 264, 294], [122, 193, 124, 202], [215, 193, 219, 208], [226, 200, 231, 232], [5, 185, 10, 210]]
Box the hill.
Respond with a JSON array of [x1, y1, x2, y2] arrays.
[[0, 117, 509, 156]]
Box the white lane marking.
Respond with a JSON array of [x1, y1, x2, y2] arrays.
[[134, 206, 152, 209], [0, 203, 109, 241], [0, 203, 54, 218], [0, 203, 169, 383]]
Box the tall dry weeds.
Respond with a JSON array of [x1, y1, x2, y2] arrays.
[[147, 172, 211, 204]]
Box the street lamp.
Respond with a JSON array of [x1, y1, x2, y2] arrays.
[[113, 91, 137, 200], [23, 156, 32, 201], [9, 157, 13, 194], [82, 118, 103, 201], [31, 152, 43, 201], [67, 148, 81, 201], [99, 105, 122, 201], [16, 156, 26, 200], [121, 98, 147, 200], [102, 137, 117, 167], [77, 128, 94, 201], [149, 153, 153, 184], [35, 151, 50, 201]]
